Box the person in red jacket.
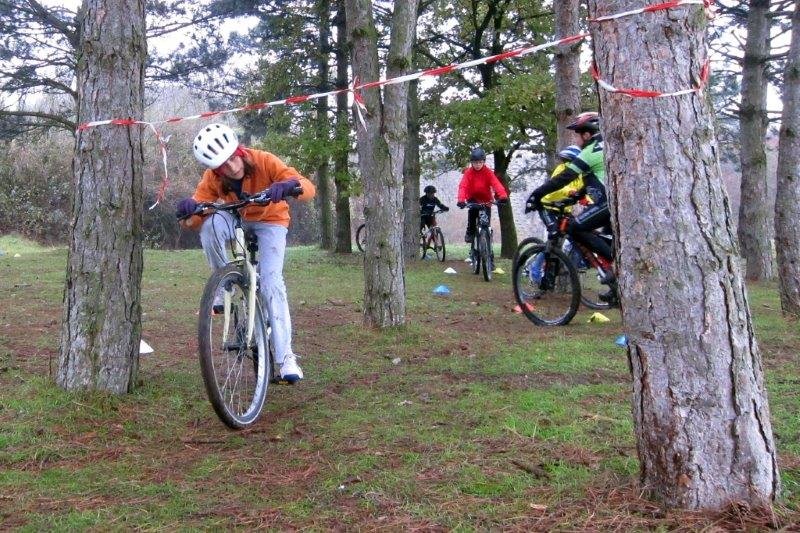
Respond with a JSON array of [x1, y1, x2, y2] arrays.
[[456, 147, 509, 242], [175, 123, 316, 383]]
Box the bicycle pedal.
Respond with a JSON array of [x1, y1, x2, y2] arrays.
[[271, 377, 297, 385]]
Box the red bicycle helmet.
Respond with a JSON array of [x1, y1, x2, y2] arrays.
[[566, 112, 600, 134]]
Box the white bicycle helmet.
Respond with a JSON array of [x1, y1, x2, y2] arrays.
[[193, 123, 239, 169]]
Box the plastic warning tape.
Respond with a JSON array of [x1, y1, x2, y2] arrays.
[[72, 0, 713, 206]]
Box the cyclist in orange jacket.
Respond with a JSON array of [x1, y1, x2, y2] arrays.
[[456, 147, 509, 242], [176, 123, 316, 383]]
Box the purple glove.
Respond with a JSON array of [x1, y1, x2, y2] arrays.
[[175, 198, 197, 219], [268, 179, 300, 202]]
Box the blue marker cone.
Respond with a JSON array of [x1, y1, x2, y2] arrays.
[[433, 284, 451, 295], [615, 335, 628, 348]]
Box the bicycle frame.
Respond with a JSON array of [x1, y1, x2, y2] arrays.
[[538, 200, 613, 278]]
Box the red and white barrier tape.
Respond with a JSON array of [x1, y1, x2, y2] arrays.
[[74, 0, 713, 207], [589, 0, 714, 22], [590, 60, 710, 98]]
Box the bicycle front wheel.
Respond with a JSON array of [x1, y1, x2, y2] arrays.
[[433, 228, 446, 262], [355, 224, 367, 253], [198, 265, 271, 429], [478, 230, 492, 282], [513, 245, 580, 326]]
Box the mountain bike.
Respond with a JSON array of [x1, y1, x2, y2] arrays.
[[464, 201, 499, 282], [514, 234, 611, 310], [419, 209, 446, 261], [355, 223, 366, 253], [512, 197, 616, 326], [178, 186, 302, 429]]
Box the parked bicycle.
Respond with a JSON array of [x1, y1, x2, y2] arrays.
[[355, 222, 366, 253], [512, 196, 616, 326], [178, 186, 302, 429], [419, 209, 447, 261], [464, 201, 499, 282]]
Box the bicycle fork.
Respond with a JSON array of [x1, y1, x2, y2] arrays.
[[221, 227, 258, 347]]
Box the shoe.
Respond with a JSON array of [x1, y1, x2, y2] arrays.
[[279, 353, 304, 384], [464, 231, 474, 243]]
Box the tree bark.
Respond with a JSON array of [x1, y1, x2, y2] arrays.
[[346, 0, 418, 327], [775, 0, 800, 316], [492, 149, 517, 257], [58, 0, 146, 394], [316, 0, 334, 250], [737, 0, 775, 280], [589, 0, 779, 509], [402, 78, 422, 260], [554, 0, 582, 149], [333, 1, 353, 254]]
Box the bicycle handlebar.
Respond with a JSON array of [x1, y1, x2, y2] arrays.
[[539, 196, 580, 211], [462, 200, 503, 209], [177, 185, 303, 221]]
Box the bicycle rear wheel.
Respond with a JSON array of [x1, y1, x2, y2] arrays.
[[513, 236, 544, 268], [478, 230, 492, 282], [356, 223, 366, 253], [578, 268, 613, 310], [198, 265, 272, 429], [513, 245, 580, 326], [433, 228, 446, 262]]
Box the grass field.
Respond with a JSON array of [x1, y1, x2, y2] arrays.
[[0, 235, 798, 529]]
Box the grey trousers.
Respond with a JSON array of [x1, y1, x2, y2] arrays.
[[199, 212, 294, 364]]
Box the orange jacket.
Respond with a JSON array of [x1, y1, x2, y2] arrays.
[[183, 148, 316, 230]]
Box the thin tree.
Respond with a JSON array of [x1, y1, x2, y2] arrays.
[[345, 0, 419, 327], [738, 0, 775, 280], [403, 78, 422, 260], [333, 0, 354, 254], [775, 0, 800, 316], [590, 0, 779, 509], [553, 0, 581, 150], [316, 0, 334, 249], [57, 0, 147, 393]]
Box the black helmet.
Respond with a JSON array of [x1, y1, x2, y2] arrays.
[[423, 185, 436, 194], [566, 112, 600, 134], [470, 147, 486, 161]]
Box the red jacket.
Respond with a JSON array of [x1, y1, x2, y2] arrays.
[[457, 165, 508, 204], [184, 148, 316, 230]]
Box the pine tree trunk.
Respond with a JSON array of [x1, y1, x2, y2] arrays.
[[775, 0, 800, 316], [554, 0, 582, 148], [58, 0, 146, 393], [346, 0, 417, 327], [492, 150, 517, 258], [738, 0, 775, 280], [589, 0, 779, 509], [333, 1, 353, 254], [316, 0, 334, 250], [403, 79, 422, 260]]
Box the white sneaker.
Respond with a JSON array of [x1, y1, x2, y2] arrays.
[[279, 353, 304, 384]]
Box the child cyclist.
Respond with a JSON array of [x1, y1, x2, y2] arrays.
[[456, 147, 508, 243], [419, 185, 449, 232], [175, 123, 316, 383]]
